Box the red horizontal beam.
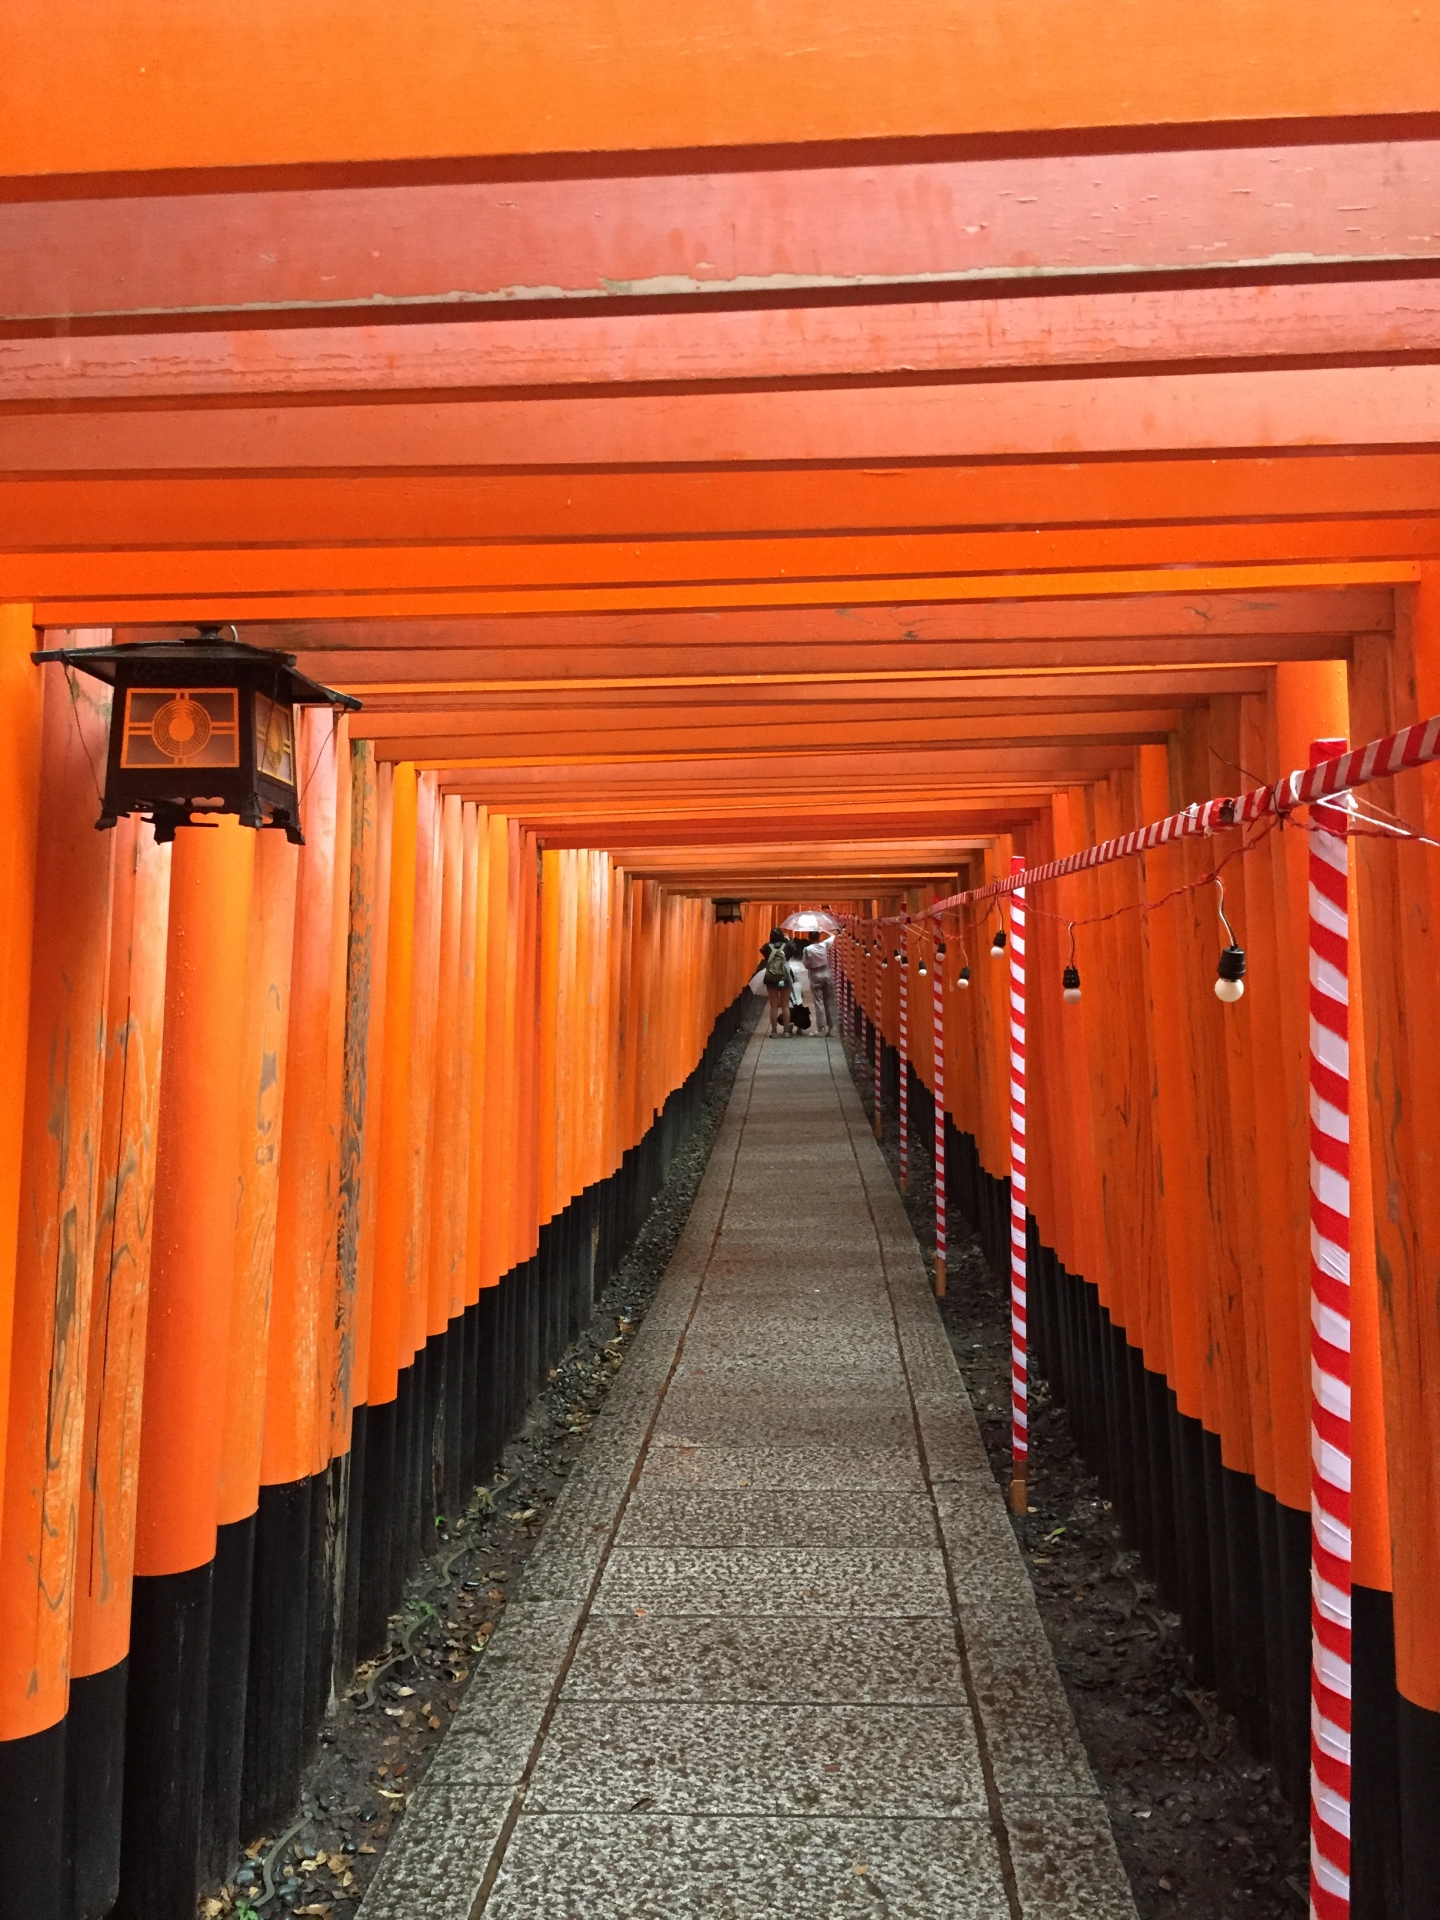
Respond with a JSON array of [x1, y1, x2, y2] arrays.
[[343, 668, 1262, 713], [417, 742, 1132, 782], [4, 0, 1438, 201], [4, 142, 1438, 325], [8, 456, 1439, 548], [8, 365, 1439, 473], [28, 560, 1418, 628], [10, 517, 1435, 605], [8, 279, 1440, 407], [269, 588, 1387, 660]]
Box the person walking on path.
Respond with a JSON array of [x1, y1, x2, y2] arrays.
[[802, 932, 837, 1035], [760, 927, 793, 1036]]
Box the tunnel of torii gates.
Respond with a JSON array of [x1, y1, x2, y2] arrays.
[[3, 4, 1440, 1917]]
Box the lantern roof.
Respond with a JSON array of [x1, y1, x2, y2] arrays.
[[31, 627, 362, 712]]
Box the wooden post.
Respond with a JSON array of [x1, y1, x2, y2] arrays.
[[1008, 852, 1030, 1516], [0, 658, 114, 1920]]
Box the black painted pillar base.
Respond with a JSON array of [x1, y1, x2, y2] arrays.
[[66, 1658, 127, 1919], [0, 1718, 67, 1920], [199, 1513, 255, 1889], [114, 1561, 214, 1920], [241, 1476, 313, 1839]]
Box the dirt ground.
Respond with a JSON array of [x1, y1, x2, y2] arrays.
[[203, 1003, 761, 1919], [858, 1058, 1310, 1920]]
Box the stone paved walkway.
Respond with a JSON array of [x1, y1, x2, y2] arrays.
[[360, 1032, 1137, 1920]]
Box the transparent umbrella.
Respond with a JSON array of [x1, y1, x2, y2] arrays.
[[781, 910, 840, 934]]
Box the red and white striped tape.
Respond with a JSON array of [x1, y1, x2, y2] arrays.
[[842, 711, 1440, 933], [899, 939, 910, 1192], [933, 939, 947, 1297], [873, 969, 883, 1140], [1008, 854, 1029, 1510], [1307, 740, 1353, 1920]]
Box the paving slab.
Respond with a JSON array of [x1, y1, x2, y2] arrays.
[[528, 1700, 987, 1815], [359, 1032, 1135, 1920], [594, 1543, 954, 1616], [562, 1612, 968, 1703], [616, 1485, 934, 1548], [484, 1813, 1013, 1920]]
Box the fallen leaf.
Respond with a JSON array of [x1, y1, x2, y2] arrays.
[[359, 1845, 376, 1857], [629, 1795, 654, 1812], [395, 1686, 415, 1698], [429, 1715, 443, 1730]]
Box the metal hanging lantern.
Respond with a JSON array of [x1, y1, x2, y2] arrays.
[[31, 625, 362, 845], [712, 897, 745, 924]]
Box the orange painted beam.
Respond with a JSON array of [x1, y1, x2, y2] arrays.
[[8, 458, 1438, 549], [366, 711, 1182, 767], [30, 560, 1419, 629], [345, 669, 1267, 717], [12, 518, 1434, 607], [9, 276, 1440, 403], [9, 365, 1440, 475], [3, 0, 1435, 179]]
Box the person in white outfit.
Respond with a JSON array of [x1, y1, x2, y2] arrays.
[[802, 934, 836, 1036]]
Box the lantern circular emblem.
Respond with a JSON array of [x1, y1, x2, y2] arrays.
[[151, 692, 212, 761]]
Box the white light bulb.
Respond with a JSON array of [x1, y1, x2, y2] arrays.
[[1063, 986, 1082, 1004], [1214, 975, 1246, 1003]]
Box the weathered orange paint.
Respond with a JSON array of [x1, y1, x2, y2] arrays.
[[0, 665, 115, 1737], [12, 374, 1440, 495], [134, 817, 253, 1580], [0, 603, 42, 1530], [367, 761, 417, 1409], [261, 711, 348, 1489], [71, 818, 170, 1681], [218, 828, 297, 1528]]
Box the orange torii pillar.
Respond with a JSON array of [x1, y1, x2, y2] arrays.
[[67, 818, 171, 1917], [203, 826, 298, 1885], [333, 744, 384, 1687], [120, 818, 253, 1920], [343, 756, 395, 1667], [243, 712, 350, 1840], [0, 658, 115, 1920]]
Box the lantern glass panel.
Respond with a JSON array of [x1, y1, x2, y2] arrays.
[[120, 686, 240, 770], [254, 691, 296, 787]]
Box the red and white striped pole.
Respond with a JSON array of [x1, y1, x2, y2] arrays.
[[873, 994, 884, 1140], [898, 937, 910, 1191], [933, 939, 947, 1297], [1008, 853, 1029, 1516], [1307, 738, 1352, 1920]]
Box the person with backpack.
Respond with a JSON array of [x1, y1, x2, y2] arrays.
[[760, 927, 793, 1036]]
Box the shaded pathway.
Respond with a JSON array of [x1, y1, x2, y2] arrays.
[[360, 1031, 1137, 1919]]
